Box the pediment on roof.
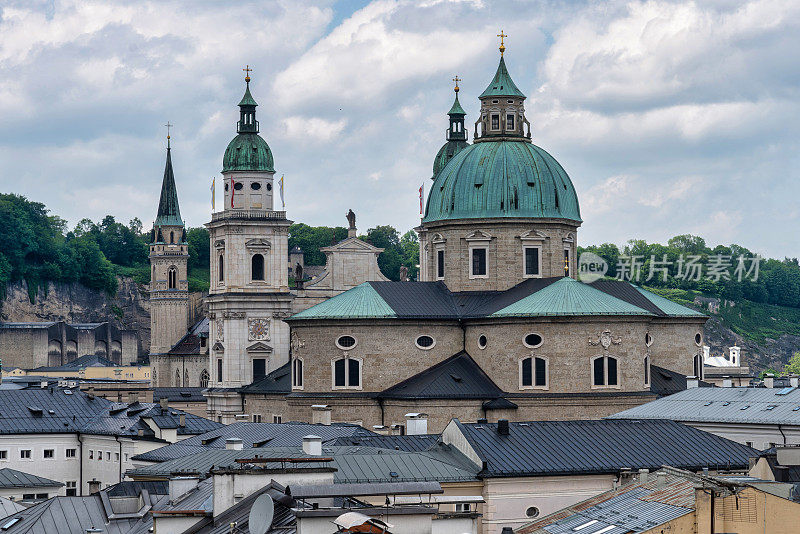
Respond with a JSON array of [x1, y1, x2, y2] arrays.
[[321, 237, 383, 253], [246, 342, 273, 353], [518, 229, 548, 242], [246, 238, 271, 249], [465, 230, 493, 242], [212, 342, 224, 352]]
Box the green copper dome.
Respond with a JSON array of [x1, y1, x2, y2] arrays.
[[222, 134, 274, 172], [432, 139, 469, 179], [423, 140, 581, 223]]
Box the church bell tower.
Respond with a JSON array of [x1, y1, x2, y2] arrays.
[[205, 68, 293, 422], [149, 133, 189, 382]]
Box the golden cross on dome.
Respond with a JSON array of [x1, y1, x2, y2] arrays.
[[453, 75, 461, 92], [243, 64, 252, 82], [497, 30, 507, 56], [164, 121, 172, 140]]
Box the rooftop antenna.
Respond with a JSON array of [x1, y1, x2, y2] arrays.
[[248, 493, 275, 534]]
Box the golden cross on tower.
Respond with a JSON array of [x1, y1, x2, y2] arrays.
[[164, 121, 172, 140], [243, 64, 252, 82], [497, 30, 507, 56], [452, 75, 461, 92]]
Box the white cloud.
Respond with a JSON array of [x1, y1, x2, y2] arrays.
[[280, 116, 347, 142]]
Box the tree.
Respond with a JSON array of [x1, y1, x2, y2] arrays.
[[365, 225, 403, 280], [785, 352, 800, 375], [187, 227, 210, 272], [399, 230, 420, 280]]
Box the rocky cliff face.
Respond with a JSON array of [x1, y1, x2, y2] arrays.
[[1, 277, 151, 360], [704, 315, 800, 373]]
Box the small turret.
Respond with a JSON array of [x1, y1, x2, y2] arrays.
[[432, 77, 470, 179]]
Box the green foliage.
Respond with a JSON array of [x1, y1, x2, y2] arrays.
[[187, 227, 210, 272], [759, 368, 779, 379], [188, 267, 210, 293], [288, 223, 348, 266], [785, 352, 800, 375]]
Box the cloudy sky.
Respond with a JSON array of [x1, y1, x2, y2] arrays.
[[0, 0, 798, 258]]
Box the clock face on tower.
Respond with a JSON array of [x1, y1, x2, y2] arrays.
[[248, 318, 270, 341]]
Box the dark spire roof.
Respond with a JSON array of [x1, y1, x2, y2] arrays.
[[479, 56, 525, 98], [154, 142, 184, 228]]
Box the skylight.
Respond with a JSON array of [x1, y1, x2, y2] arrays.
[[573, 520, 598, 531], [592, 527, 617, 534], [740, 405, 750, 410], [704, 401, 713, 406]]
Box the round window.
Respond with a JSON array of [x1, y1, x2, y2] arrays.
[[478, 334, 487, 349], [526, 507, 539, 518], [266, 183, 272, 191], [416, 335, 435, 349], [233, 182, 244, 191], [524, 333, 543, 348], [695, 333, 702, 346], [645, 333, 653, 346], [336, 335, 356, 349], [251, 182, 261, 190]]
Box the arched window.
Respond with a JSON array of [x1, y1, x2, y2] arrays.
[[170, 231, 174, 244], [592, 356, 619, 387], [292, 358, 303, 388], [174, 370, 181, 387], [333, 357, 361, 389], [200, 369, 210, 388], [693, 354, 703, 380], [520, 356, 548, 389], [168, 266, 177, 289], [251, 254, 265, 281], [644, 355, 650, 386], [184, 370, 189, 386], [152, 368, 157, 385], [218, 255, 224, 282]]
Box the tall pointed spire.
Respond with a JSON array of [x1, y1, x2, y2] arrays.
[[154, 131, 184, 229]]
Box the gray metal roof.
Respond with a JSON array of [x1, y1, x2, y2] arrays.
[[129, 445, 479, 484], [0, 468, 62, 489], [0, 498, 24, 521], [330, 433, 439, 452], [610, 386, 800, 425], [0, 388, 221, 438], [152, 387, 207, 403], [453, 419, 756, 477], [132, 421, 375, 462]]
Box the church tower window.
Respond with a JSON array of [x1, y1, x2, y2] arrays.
[[491, 114, 500, 130], [520, 356, 548, 388], [471, 248, 487, 277], [200, 369, 209, 388], [592, 356, 619, 387], [292, 358, 303, 388], [170, 231, 174, 244], [217, 358, 223, 382], [436, 250, 445, 279], [506, 114, 515, 131], [218, 255, 224, 282], [252, 358, 266, 380], [333, 357, 361, 389], [251, 254, 265, 281], [168, 266, 177, 289]]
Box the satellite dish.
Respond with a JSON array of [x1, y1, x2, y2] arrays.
[[249, 494, 275, 534]]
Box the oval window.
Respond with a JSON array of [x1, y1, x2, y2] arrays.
[[336, 335, 356, 349], [266, 183, 273, 191], [695, 333, 702, 346], [524, 333, 543, 348], [416, 335, 435, 349], [251, 182, 261, 190], [645, 333, 653, 346], [224, 183, 229, 191], [478, 334, 487, 349], [526, 506, 540, 518], [234, 182, 244, 191]]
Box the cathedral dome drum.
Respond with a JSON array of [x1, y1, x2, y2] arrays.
[[222, 133, 274, 173]]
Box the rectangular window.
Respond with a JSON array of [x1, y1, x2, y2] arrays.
[[253, 358, 266, 380], [644, 357, 650, 385], [607, 357, 618, 386], [88, 450, 93, 460], [43, 449, 54, 459], [334, 359, 346, 387], [293, 359, 303, 388], [436, 250, 445, 279], [455, 503, 472, 512], [35, 493, 47, 500], [0, 451, 7, 460], [506, 114, 515, 130], [348, 359, 360, 387], [66, 481, 77, 497], [115, 452, 119, 462], [535, 357, 547, 387], [521, 358, 532, 387], [491, 114, 500, 130], [593, 358, 605, 386], [524, 247, 540, 276], [20, 450, 31, 459], [471, 248, 487, 277], [273, 415, 282, 423], [22, 494, 34, 501], [217, 358, 223, 382]]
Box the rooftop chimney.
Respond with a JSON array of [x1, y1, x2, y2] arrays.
[[160, 398, 169, 409], [311, 405, 331, 426], [179, 413, 185, 427], [764, 374, 774, 389], [405, 413, 428, 435], [40, 381, 48, 389], [88, 479, 101, 495], [638, 468, 649, 483], [722, 376, 733, 388], [791, 376, 799, 388], [497, 419, 510, 435], [501, 528, 514, 534], [225, 438, 243, 451], [686, 376, 699, 389], [476, 418, 488, 424], [656, 471, 667, 488], [302, 435, 322, 456], [169, 476, 200, 502]]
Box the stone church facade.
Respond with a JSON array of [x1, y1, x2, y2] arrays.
[[238, 45, 708, 432]]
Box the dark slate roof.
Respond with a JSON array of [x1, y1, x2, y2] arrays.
[[0, 388, 221, 438], [238, 362, 291, 394], [650, 365, 714, 397], [379, 352, 503, 399], [330, 434, 440, 452], [191, 483, 298, 534], [453, 419, 757, 477], [167, 318, 210, 356], [131, 421, 376, 462], [154, 145, 183, 228], [290, 277, 705, 321], [0, 468, 63, 489], [153, 387, 207, 403], [105, 480, 169, 497]]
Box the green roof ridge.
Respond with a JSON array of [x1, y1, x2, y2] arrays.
[[448, 93, 466, 116], [290, 282, 396, 320], [479, 56, 525, 98], [491, 277, 653, 317], [238, 82, 258, 107], [633, 285, 706, 317], [154, 145, 183, 227]]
